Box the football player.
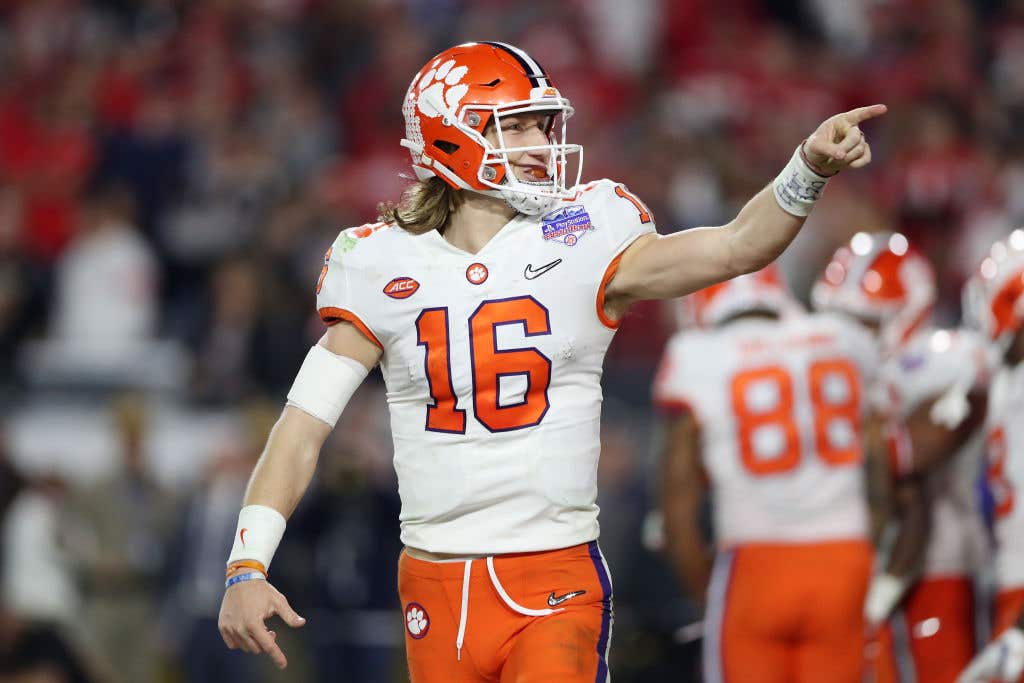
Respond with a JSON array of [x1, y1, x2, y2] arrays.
[[813, 232, 994, 683], [957, 230, 1024, 683], [216, 41, 885, 680], [655, 265, 877, 683]]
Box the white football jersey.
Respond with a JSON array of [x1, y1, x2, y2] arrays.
[[653, 313, 877, 545], [988, 361, 1024, 590], [882, 328, 996, 578], [315, 179, 656, 554]]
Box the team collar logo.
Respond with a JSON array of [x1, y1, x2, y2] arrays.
[[466, 262, 489, 284], [540, 205, 593, 247]]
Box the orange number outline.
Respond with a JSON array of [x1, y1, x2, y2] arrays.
[[316, 246, 333, 295], [809, 359, 862, 465], [614, 184, 653, 224], [416, 307, 467, 434], [469, 296, 552, 432], [731, 366, 801, 475], [417, 296, 553, 434], [730, 358, 863, 477]]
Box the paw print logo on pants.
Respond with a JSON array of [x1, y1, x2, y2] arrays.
[[415, 59, 470, 119], [405, 602, 430, 639]]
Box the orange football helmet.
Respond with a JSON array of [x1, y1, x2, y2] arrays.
[[811, 231, 936, 351], [681, 264, 800, 329], [963, 229, 1024, 345], [400, 42, 581, 215]]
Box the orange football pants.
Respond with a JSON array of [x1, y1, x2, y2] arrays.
[[703, 540, 872, 683], [993, 587, 1024, 683], [995, 587, 1024, 635], [398, 541, 613, 683], [867, 576, 976, 683]]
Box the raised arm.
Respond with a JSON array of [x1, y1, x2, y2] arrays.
[[605, 105, 886, 317], [217, 321, 381, 669]]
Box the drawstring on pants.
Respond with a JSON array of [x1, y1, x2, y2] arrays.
[[453, 556, 565, 661]]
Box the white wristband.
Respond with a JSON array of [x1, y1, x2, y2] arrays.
[[227, 504, 287, 572], [772, 144, 831, 217], [286, 344, 370, 427]]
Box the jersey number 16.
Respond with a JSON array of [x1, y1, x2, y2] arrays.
[[416, 295, 552, 434]]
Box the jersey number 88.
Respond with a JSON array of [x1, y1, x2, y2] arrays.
[[730, 359, 862, 475]]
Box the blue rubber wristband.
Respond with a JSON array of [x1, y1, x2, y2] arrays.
[[225, 571, 267, 589]]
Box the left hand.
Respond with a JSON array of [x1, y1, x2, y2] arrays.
[[957, 627, 1024, 683], [803, 104, 888, 176]]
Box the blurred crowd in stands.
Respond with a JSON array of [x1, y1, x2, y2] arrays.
[[2, 0, 1023, 680]]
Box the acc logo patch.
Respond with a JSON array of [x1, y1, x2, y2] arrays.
[[540, 205, 593, 247], [405, 602, 430, 639], [383, 276, 420, 299]]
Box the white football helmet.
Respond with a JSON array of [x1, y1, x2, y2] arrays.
[[812, 231, 936, 353], [399, 41, 582, 216], [680, 264, 801, 329], [962, 229, 1024, 348]]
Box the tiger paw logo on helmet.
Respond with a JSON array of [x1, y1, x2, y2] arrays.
[[399, 42, 583, 216], [405, 602, 430, 639], [413, 59, 470, 120]]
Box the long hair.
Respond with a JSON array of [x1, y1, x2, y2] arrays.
[[378, 176, 464, 235]]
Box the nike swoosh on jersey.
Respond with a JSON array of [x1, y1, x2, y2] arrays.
[[524, 258, 563, 280], [547, 589, 587, 607]]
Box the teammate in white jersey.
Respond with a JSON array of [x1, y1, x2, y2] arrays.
[[813, 231, 994, 683], [654, 265, 877, 683], [958, 229, 1024, 683], [214, 41, 886, 679]]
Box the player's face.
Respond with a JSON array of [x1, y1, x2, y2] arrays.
[[486, 113, 553, 182]]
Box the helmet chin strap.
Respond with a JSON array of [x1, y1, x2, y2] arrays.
[[470, 179, 560, 216], [500, 185, 559, 216]]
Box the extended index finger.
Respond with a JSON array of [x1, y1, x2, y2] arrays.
[[843, 104, 888, 125], [249, 623, 288, 669]]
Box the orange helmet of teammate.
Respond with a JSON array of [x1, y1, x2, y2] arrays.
[[811, 231, 936, 352], [400, 42, 581, 215], [963, 229, 1024, 346], [681, 264, 800, 329]]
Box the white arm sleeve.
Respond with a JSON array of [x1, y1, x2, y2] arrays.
[[286, 344, 371, 427]]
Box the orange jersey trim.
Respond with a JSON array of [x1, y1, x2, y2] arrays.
[[597, 253, 625, 330], [318, 307, 383, 349]]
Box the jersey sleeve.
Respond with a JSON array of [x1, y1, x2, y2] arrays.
[[584, 178, 658, 255], [652, 332, 707, 420], [890, 329, 993, 416], [314, 226, 386, 349], [578, 179, 658, 328]]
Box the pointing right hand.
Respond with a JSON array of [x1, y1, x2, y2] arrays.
[[218, 578, 306, 669]]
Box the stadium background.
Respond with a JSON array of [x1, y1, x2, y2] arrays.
[[0, 0, 1017, 681]]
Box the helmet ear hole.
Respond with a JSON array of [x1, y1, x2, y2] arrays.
[[434, 140, 460, 154]]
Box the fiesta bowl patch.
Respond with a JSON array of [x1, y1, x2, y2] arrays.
[[541, 205, 593, 246]]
